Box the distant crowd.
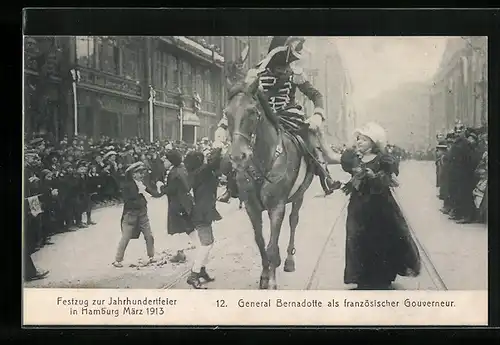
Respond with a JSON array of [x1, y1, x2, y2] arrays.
[[435, 124, 488, 224], [23, 133, 222, 256]]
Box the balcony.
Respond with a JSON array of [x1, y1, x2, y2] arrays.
[[160, 36, 225, 66], [153, 89, 180, 106], [201, 101, 217, 114], [78, 67, 143, 98], [153, 88, 217, 114]]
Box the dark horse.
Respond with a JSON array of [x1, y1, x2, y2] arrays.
[[224, 77, 316, 290]]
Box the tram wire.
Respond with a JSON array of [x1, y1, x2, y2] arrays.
[[305, 196, 349, 290], [394, 161, 449, 290], [391, 187, 449, 290]]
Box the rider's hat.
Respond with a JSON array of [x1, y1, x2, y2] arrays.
[[268, 36, 290, 53], [267, 36, 306, 65]]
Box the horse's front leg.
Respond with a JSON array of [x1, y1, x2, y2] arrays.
[[284, 196, 303, 272], [267, 203, 286, 289], [245, 200, 269, 289]]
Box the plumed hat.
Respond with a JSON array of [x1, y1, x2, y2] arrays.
[[264, 36, 305, 68]]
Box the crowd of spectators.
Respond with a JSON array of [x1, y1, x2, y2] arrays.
[[23, 132, 222, 256], [435, 123, 488, 224]]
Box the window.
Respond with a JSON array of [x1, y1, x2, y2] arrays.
[[160, 53, 167, 89], [122, 45, 140, 80], [199, 66, 206, 97], [153, 51, 162, 88], [167, 54, 179, 91], [204, 69, 213, 102], [96, 37, 119, 74], [76, 36, 95, 68], [181, 60, 193, 93]]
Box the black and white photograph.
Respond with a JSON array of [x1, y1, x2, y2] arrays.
[[23, 35, 488, 296]]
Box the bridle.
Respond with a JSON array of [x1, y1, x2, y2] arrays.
[[228, 89, 263, 149], [227, 89, 278, 184]]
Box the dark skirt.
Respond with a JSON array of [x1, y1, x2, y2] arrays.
[[167, 197, 195, 235], [344, 190, 421, 287]]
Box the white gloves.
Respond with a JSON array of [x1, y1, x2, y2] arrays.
[[306, 114, 324, 131]]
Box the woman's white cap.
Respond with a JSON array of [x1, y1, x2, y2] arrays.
[[353, 122, 388, 150]]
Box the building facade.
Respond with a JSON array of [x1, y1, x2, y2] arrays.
[[24, 36, 270, 143], [24, 36, 73, 139], [429, 36, 487, 141], [299, 37, 356, 145], [365, 82, 431, 151]]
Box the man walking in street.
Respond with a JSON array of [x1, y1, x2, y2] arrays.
[[112, 161, 156, 268], [183, 148, 223, 289]]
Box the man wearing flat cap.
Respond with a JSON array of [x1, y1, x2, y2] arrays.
[[39, 169, 59, 241], [73, 161, 91, 228], [102, 150, 120, 202], [112, 161, 156, 267]]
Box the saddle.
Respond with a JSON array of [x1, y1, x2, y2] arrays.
[[278, 116, 319, 172]]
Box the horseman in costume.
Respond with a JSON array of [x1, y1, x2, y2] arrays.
[[222, 36, 340, 200]]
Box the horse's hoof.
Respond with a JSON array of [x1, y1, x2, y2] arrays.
[[259, 278, 269, 290], [284, 259, 295, 272]]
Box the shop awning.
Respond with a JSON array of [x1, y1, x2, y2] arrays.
[[183, 111, 201, 126]]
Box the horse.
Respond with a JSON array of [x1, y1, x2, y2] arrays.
[[223, 77, 316, 290]]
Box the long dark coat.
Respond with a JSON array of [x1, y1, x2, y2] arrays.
[[162, 165, 195, 235], [341, 149, 421, 287], [188, 151, 223, 228], [448, 137, 478, 218]]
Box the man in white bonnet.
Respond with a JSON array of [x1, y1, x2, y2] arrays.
[[213, 113, 229, 151], [213, 113, 237, 203]]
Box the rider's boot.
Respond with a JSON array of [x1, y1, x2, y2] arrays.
[[314, 148, 342, 195], [307, 130, 341, 195]]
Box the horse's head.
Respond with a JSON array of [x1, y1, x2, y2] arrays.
[[224, 77, 262, 170]]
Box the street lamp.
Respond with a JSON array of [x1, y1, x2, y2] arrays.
[[176, 88, 185, 141], [69, 68, 81, 136], [148, 85, 156, 143]]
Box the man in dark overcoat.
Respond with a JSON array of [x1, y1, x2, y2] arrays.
[[153, 149, 197, 264], [183, 148, 223, 289]]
